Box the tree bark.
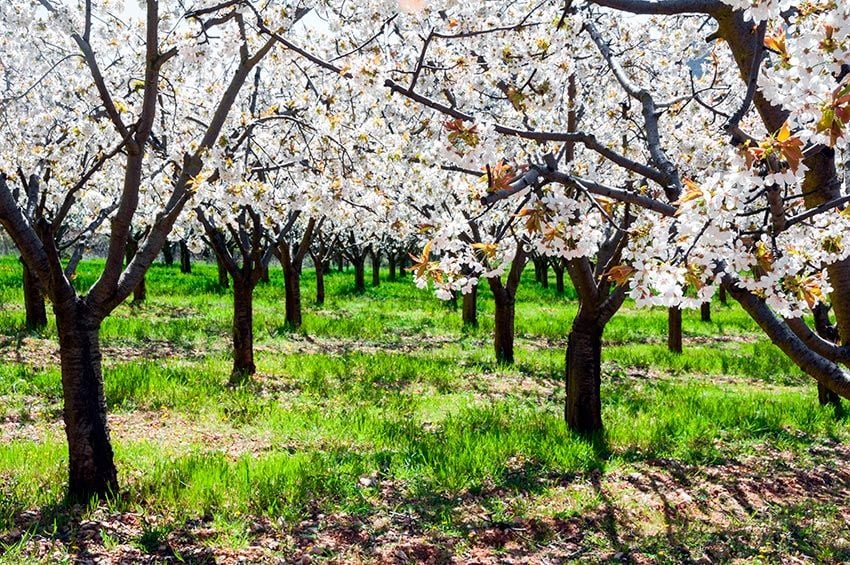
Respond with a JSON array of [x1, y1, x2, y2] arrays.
[[534, 258, 549, 288], [179, 241, 192, 274], [282, 259, 303, 328], [162, 242, 174, 266], [700, 302, 711, 323], [21, 256, 47, 331], [231, 276, 255, 383], [125, 239, 146, 303], [718, 284, 728, 305], [491, 288, 515, 364], [462, 284, 478, 328], [353, 257, 366, 293], [553, 262, 565, 295], [371, 251, 381, 287], [388, 255, 397, 281], [133, 276, 146, 304], [668, 306, 683, 353], [217, 255, 229, 288], [336, 254, 344, 273], [565, 320, 603, 434], [813, 304, 841, 407], [54, 299, 117, 500]]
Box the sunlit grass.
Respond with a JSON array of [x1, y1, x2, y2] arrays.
[[0, 254, 844, 558]]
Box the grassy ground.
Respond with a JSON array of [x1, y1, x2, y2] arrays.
[[0, 255, 848, 563]]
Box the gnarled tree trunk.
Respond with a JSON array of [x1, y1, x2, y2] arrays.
[[565, 317, 603, 434], [54, 298, 117, 500], [492, 292, 515, 364], [21, 256, 47, 331], [231, 276, 255, 383]]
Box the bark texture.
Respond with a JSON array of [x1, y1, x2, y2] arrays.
[[565, 320, 603, 434], [353, 258, 366, 293], [21, 256, 47, 331], [217, 256, 229, 288], [231, 276, 255, 383], [462, 284, 478, 327], [492, 291, 515, 364], [55, 299, 117, 500], [282, 255, 303, 328], [668, 307, 683, 353]]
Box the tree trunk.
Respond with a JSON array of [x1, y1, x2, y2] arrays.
[[462, 284, 478, 328], [336, 254, 344, 273], [668, 306, 683, 353], [718, 284, 728, 305], [315, 259, 326, 306], [133, 276, 146, 304], [813, 304, 841, 407], [125, 240, 146, 304], [162, 242, 174, 266], [553, 264, 565, 295], [493, 293, 515, 364], [231, 277, 255, 383], [371, 251, 381, 287], [353, 258, 366, 293], [399, 255, 407, 278], [565, 321, 603, 434], [388, 255, 397, 281], [260, 264, 270, 283], [179, 241, 192, 274], [21, 256, 47, 331], [700, 302, 711, 323], [217, 255, 229, 288], [54, 299, 118, 500], [283, 262, 303, 329], [818, 384, 840, 407], [535, 259, 549, 288]]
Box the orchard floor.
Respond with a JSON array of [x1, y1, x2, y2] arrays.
[[1, 257, 849, 563]]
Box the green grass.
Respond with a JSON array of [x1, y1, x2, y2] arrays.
[[0, 254, 845, 562]]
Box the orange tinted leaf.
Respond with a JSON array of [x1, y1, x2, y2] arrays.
[[604, 265, 636, 287]]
